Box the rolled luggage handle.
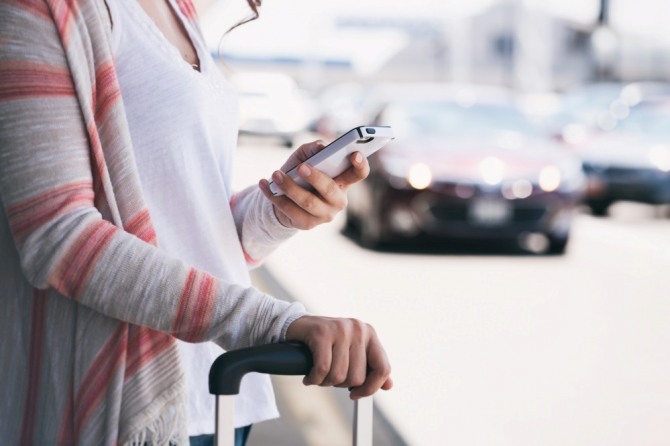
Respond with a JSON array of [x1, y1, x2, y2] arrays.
[[210, 341, 373, 446], [209, 341, 313, 395]]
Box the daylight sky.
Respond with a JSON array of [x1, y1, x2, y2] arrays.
[[199, 0, 668, 67]]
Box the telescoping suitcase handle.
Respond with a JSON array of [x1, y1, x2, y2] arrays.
[[209, 341, 373, 446]]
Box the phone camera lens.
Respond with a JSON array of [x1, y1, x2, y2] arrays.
[[365, 128, 376, 135]]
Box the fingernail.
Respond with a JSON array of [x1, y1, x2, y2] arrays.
[[272, 171, 283, 184], [354, 152, 363, 164], [298, 164, 311, 177]]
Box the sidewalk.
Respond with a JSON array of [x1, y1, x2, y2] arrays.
[[247, 266, 407, 446]]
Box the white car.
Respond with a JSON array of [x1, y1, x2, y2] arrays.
[[231, 71, 313, 147]]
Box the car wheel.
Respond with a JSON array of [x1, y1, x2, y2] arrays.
[[343, 207, 358, 234], [547, 235, 569, 255], [358, 183, 385, 249], [589, 200, 611, 217], [360, 209, 382, 249]]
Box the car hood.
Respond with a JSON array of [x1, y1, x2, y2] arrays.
[[574, 132, 670, 169], [378, 135, 578, 182]]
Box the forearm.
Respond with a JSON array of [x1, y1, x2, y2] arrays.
[[37, 206, 305, 347], [2, 176, 306, 350]]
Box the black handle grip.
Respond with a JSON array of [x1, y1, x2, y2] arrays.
[[209, 342, 313, 395]]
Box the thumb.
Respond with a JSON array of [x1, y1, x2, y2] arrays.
[[282, 140, 325, 171]]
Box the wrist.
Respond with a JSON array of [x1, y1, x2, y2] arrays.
[[272, 203, 292, 228], [285, 314, 317, 341]]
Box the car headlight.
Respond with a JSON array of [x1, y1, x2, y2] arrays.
[[539, 165, 561, 192], [502, 179, 533, 199], [539, 161, 586, 193], [480, 157, 504, 185], [407, 163, 432, 190], [649, 144, 670, 172], [381, 157, 433, 190]]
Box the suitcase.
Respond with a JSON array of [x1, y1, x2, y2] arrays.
[[209, 342, 373, 446]]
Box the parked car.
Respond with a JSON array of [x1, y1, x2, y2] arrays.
[[575, 99, 670, 215], [231, 71, 314, 147], [312, 82, 373, 139], [550, 82, 670, 215], [345, 84, 586, 254]]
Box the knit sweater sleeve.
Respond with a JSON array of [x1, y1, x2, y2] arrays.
[[0, 1, 306, 350], [230, 186, 298, 267]]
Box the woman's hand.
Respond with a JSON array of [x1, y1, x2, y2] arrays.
[[285, 315, 393, 400], [258, 140, 370, 230]]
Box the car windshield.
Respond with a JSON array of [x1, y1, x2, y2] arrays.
[[560, 84, 624, 113], [384, 101, 541, 140], [614, 102, 670, 135]]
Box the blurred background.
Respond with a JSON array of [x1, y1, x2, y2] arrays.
[[194, 0, 670, 445]]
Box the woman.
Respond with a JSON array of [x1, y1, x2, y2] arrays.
[[0, 0, 392, 445]]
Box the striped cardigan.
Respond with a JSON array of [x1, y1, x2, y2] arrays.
[[0, 0, 306, 444]]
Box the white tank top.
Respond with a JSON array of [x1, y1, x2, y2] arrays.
[[107, 0, 278, 434]]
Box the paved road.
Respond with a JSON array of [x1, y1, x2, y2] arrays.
[[236, 138, 670, 446]]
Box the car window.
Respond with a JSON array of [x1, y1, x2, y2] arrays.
[[384, 101, 540, 141], [615, 102, 670, 135]]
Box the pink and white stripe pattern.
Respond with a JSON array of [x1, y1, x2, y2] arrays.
[[0, 0, 306, 444]]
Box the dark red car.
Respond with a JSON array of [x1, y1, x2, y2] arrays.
[[345, 84, 586, 254]]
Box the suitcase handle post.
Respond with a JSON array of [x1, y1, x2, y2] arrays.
[[210, 342, 312, 446]]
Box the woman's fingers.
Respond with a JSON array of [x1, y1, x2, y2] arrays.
[[259, 177, 332, 230], [342, 331, 367, 388], [303, 335, 333, 386], [285, 316, 393, 399], [284, 151, 370, 195], [259, 166, 347, 230], [348, 332, 393, 399], [280, 140, 325, 172], [322, 338, 349, 387], [276, 164, 345, 207], [260, 139, 371, 231], [333, 152, 370, 189]]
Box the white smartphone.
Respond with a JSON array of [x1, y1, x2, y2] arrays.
[[269, 125, 394, 196]]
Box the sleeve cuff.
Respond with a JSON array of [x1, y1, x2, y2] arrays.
[[261, 194, 299, 242]]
